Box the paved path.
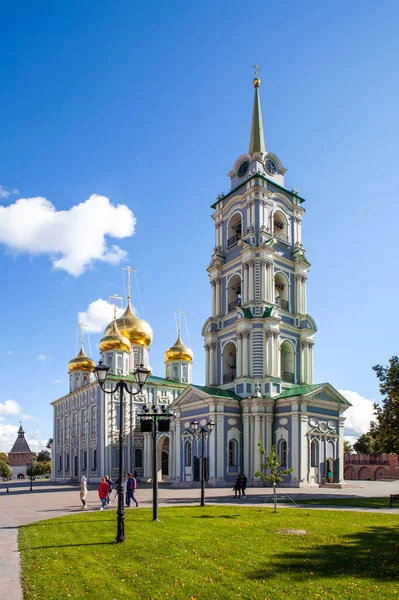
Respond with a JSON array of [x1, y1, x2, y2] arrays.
[[1, 479, 399, 599]]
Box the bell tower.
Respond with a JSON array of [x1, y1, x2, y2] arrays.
[[202, 69, 317, 398]]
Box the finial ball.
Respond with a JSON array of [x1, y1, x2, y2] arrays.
[[253, 76, 261, 88]]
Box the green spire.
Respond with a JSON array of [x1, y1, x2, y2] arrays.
[[249, 77, 266, 155]]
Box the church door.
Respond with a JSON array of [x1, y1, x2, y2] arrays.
[[193, 457, 200, 481], [333, 458, 339, 483], [161, 451, 169, 477], [74, 455, 78, 478]]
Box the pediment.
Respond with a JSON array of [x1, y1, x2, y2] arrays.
[[306, 384, 351, 406]]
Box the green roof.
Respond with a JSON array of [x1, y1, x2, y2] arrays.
[[211, 173, 306, 209], [192, 384, 241, 400], [277, 383, 350, 405]]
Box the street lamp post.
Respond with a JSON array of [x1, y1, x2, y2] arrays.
[[139, 405, 173, 522], [25, 461, 33, 492], [94, 360, 150, 543], [190, 419, 214, 507]]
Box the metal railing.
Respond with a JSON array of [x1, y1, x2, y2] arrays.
[[223, 373, 235, 383], [282, 371, 294, 383], [228, 299, 240, 312], [227, 234, 241, 248], [276, 298, 289, 310]]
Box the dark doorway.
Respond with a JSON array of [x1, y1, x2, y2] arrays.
[[74, 455, 78, 478], [161, 452, 169, 477], [193, 456, 200, 481]]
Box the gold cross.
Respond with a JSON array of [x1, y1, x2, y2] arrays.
[[174, 309, 185, 333], [253, 64, 260, 77], [109, 294, 123, 319], [122, 266, 136, 300]]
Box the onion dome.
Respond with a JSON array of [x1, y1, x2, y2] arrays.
[[105, 300, 153, 347], [99, 319, 131, 353], [164, 331, 193, 363], [68, 344, 95, 372]]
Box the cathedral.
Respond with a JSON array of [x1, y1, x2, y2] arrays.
[[51, 73, 350, 487]]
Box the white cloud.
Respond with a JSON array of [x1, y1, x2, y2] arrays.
[[26, 429, 47, 453], [0, 424, 19, 452], [22, 413, 38, 421], [0, 185, 19, 200], [78, 298, 125, 333], [0, 399, 22, 416], [0, 194, 136, 276], [0, 417, 5, 422], [52, 379, 63, 384], [37, 354, 47, 362], [339, 389, 376, 443], [7, 350, 14, 355]]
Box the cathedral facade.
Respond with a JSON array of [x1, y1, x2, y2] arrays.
[[52, 74, 350, 487]]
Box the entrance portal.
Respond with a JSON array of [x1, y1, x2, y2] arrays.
[[161, 437, 169, 478]]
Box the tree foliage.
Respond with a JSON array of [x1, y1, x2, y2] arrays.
[[353, 433, 377, 454], [254, 441, 293, 512], [0, 452, 8, 463], [46, 438, 53, 449], [344, 440, 353, 454], [0, 460, 13, 479], [37, 450, 51, 463], [371, 356, 399, 453]]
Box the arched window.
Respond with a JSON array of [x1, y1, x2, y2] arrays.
[[117, 354, 123, 372], [280, 341, 295, 383], [184, 441, 192, 467], [125, 358, 129, 374], [83, 450, 87, 470], [58, 455, 62, 472], [279, 440, 287, 467], [227, 213, 242, 249], [107, 354, 112, 367], [222, 341, 237, 384], [311, 439, 318, 468], [83, 375, 88, 386], [228, 439, 238, 467], [182, 364, 188, 381], [274, 272, 289, 310], [173, 364, 179, 380], [273, 210, 288, 242], [75, 375, 80, 388], [92, 449, 97, 471], [133, 350, 140, 370], [135, 448, 143, 468], [227, 274, 242, 313]]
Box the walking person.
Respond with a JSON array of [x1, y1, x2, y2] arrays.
[[98, 476, 109, 510], [233, 474, 242, 498], [105, 475, 114, 505], [241, 473, 247, 498], [125, 473, 139, 508], [113, 477, 119, 502], [80, 476, 88, 509]]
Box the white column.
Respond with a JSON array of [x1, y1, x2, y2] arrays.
[[260, 261, 266, 302], [242, 264, 248, 304], [215, 279, 221, 316], [302, 276, 307, 314], [247, 203, 251, 228], [209, 406, 216, 480], [253, 413, 261, 475], [211, 281, 216, 317], [274, 333, 280, 378], [248, 261, 254, 302], [205, 344, 210, 385], [295, 275, 301, 314], [267, 262, 273, 303], [209, 343, 216, 386], [242, 333, 249, 377], [243, 411, 250, 477], [309, 341, 314, 384], [236, 334, 242, 379], [175, 418, 181, 481], [216, 410, 225, 479], [265, 332, 272, 376]]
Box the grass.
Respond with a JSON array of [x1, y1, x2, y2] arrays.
[[19, 506, 399, 600], [297, 497, 392, 509]]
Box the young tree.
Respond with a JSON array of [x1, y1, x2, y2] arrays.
[[46, 438, 53, 449], [254, 441, 293, 512], [0, 460, 13, 480], [372, 357, 399, 453], [26, 460, 43, 479], [343, 440, 353, 454], [0, 452, 8, 463]]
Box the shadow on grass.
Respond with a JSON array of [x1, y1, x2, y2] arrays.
[[20, 541, 116, 551], [192, 514, 239, 519], [248, 526, 399, 582]]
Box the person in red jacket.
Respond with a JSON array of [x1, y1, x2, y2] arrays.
[[98, 476, 109, 510]]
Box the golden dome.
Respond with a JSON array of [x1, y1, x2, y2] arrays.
[[253, 76, 261, 88], [105, 300, 153, 347], [99, 319, 131, 353], [164, 331, 193, 363], [68, 344, 95, 372]]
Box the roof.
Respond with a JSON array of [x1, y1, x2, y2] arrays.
[[192, 384, 241, 400], [9, 425, 32, 454], [277, 383, 351, 405]]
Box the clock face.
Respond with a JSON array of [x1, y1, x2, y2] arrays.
[[237, 160, 249, 177], [265, 158, 278, 176]]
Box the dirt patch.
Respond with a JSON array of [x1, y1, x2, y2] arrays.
[[276, 528, 309, 535]]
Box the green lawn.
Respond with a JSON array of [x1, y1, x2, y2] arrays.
[[298, 497, 392, 509], [19, 506, 399, 600]]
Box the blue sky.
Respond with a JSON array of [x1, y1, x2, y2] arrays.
[[1, 1, 398, 451]]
